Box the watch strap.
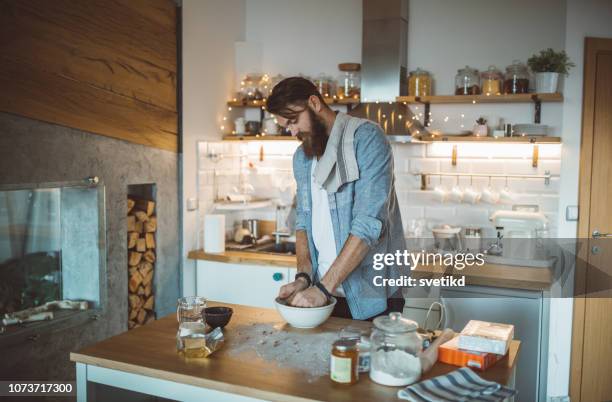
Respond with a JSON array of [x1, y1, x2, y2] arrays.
[[315, 281, 332, 301], [295, 272, 312, 287]]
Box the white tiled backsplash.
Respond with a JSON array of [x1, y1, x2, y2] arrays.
[[393, 142, 561, 237], [197, 140, 561, 246]]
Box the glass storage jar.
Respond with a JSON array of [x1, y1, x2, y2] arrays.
[[455, 66, 481, 95], [503, 60, 530, 94], [369, 312, 423, 386], [177, 296, 207, 324], [240, 74, 265, 101], [408, 68, 432, 97], [481, 65, 503, 95], [314, 73, 333, 98], [176, 296, 207, 353], [338, 63, 361, 99], [331, 339, 359, 384]]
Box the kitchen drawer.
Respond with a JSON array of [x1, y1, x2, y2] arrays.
[[196, 261, 292, 308]]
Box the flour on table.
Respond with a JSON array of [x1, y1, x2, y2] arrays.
[[227, 323, 338, 381]]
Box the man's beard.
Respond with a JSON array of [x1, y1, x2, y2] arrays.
[[297, 109, 328, 158]]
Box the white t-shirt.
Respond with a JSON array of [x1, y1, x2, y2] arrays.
[[311, 159, 345, 297]]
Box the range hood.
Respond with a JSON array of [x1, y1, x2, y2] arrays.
[[349, 0, 428, 140]]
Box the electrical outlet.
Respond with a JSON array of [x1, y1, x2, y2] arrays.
[[565, 205, 578, 221], [186, 197, 198, 211]]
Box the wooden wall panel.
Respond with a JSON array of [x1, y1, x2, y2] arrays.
[[0, 0, 178, 152]]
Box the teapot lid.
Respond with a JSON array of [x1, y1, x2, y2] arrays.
[[373, 312, 418, 333]]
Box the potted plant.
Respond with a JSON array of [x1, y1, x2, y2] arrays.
[[527, 48, 575, 93], [473, 117, 488, 137]]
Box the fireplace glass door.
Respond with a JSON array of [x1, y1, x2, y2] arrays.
[[0, 179, 105, 322]]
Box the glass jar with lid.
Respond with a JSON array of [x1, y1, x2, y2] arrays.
[[455, 66, 480, 95], [314, 73, 333, 98], [503, 60, 530, 94], [331, 339, 359, 384], [240, 74, 265, 101], [408, 68, 432, 97], [338, 63, 361, 99], [481, 65, 503, 95], [369, 312, 423, 386]]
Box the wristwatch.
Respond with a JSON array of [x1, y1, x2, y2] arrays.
[[295, 272, 312, 287]]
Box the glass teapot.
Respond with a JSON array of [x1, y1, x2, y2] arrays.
[[369, 312, 423, 386]]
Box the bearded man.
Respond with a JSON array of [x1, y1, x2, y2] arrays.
[[266, 77, 407, 320]]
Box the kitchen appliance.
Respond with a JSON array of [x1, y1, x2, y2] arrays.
[[350, 0, 431, 140], [490, 210, 548, 259], [243, 219, 259, 240], [432, 225, 463, 253], [463, 227, 483, 253]]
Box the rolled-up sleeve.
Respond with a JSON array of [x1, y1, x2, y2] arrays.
[[293, 148, 308, 232], [349, 124, 393, 247]]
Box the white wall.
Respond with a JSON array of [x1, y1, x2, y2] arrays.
[[245, 0, 362, 78], [182, 0, 246, 296]]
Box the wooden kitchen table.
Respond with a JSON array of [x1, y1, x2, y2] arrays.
[[71, 302, 520, 402]]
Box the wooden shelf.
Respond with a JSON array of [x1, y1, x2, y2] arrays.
[[222, 134, 296, 141], [417, 135, 562, 144], [227, 97, 360, 108], [397, 93, 563, 104]]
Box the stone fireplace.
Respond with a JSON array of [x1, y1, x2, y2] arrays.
[[0, 178, 106, 340], [0, 112, 179, 381]]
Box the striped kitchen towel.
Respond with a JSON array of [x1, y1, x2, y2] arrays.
[[397, 367, 517, 402]]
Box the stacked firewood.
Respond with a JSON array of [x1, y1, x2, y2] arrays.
[[127, 197, 157, 329]]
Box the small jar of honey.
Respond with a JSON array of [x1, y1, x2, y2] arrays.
[[330, 339, 359, 384]]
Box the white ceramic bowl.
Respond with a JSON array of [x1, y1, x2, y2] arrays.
[[274, 297, 337, 329]]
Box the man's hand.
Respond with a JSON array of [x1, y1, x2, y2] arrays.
[[290, 286, 328, 308], [278, 278, 309, 302]]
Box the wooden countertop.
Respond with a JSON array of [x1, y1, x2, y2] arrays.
[[188, 249, 552, 291], [188, 249, 296, 268], [71, 302, 520, 402]]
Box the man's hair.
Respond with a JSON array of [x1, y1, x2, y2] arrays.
[[266, 77, 327, 119]]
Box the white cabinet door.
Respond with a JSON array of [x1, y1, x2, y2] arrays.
[[196, 261, 292, 308]]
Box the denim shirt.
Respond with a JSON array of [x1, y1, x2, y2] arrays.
[[293, 122, 407, 320]]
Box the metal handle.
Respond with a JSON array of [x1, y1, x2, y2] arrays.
[[592, 230, 612, 238]]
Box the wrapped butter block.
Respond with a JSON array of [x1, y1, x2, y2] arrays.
[[458, 320, 514, 355]]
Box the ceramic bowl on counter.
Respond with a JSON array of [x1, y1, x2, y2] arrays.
[[274, 297, 337, 329], [203, 306, 233, 329]]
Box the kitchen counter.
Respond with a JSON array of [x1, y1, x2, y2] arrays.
[[71, 302, 520, 402], [188, 248, 295, 268], [188, 249, 552, 291]]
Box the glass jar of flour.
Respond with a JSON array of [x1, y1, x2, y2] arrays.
[[369, 312, 423, 386]]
